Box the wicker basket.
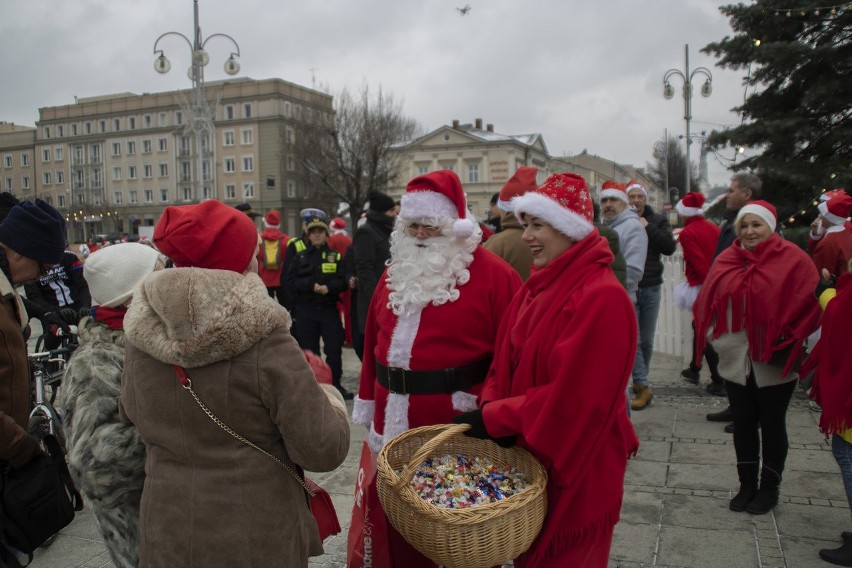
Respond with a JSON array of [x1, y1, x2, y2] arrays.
[[377, 423, 548, 568]]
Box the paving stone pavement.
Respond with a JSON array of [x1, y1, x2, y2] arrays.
[[25, 345, 844, 568]]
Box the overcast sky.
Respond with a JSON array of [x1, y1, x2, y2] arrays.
[[2, 0, 751, 187]]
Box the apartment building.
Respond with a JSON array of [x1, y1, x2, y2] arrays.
[[3, 78, 337, 243]]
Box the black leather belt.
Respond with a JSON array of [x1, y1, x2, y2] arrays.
[[376, 358, 492, 395]]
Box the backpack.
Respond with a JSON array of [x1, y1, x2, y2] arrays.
[[262, 238, 282, 271]]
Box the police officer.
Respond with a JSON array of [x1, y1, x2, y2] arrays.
[[284, 214, 352, 399], [279, 208, 325, 313]]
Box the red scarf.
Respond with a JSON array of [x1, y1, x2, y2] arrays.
[[92, 305, 127, 330], [693, 234, 821, 376], [803, 273, 852, 436]]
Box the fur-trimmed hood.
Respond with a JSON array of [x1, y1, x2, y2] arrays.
[[125, 268, 291, 368]]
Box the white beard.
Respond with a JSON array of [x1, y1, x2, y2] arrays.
[[386, 219, 478, 316]]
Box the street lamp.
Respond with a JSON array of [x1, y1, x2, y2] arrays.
[[153, 0, 240, 202], [663, 44, 712, 197]]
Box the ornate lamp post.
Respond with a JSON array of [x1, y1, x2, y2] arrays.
[[663, 44, 712, 197], [153, 0, 240, 201]]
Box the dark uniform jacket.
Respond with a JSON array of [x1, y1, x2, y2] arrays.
[[638, 205, 677, 288], [285, 243, 346, 308]]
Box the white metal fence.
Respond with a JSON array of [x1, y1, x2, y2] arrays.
[[653, 247, 692, 366]]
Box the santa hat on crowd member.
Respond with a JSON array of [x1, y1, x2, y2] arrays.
[[497, 166, 538, 212], [263, 210, 281, 229], [599, 180, 629, 204], [512, 173, 594, 241], [818, 189, 852, 226], [676, 192, 706, 217], [84, 243, 161, 308], [625, 180, 648, 199], [330, 217, 346, 232], [154, 199, 259, 273], [399, 170, 476, 238], [736, 200, 778, 234]]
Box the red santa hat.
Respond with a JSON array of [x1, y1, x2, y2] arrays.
[[600, 180, 628, 204], [625, 180, 648, 199], [399, 170, 475, 239], [736, 200, 778, 234], [154, 199, 259, 273], [513, 173, 594, 241], [497, 166, 538, 212], [676, 192, 706, 217], [330, 217, 346, 230], [818, 189, 852, 226], [263, 210, 280, 228]]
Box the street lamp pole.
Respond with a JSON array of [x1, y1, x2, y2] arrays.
[[663, 44, 712, 197], [153, 0, 240, 202]]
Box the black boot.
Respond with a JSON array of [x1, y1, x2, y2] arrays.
[[746, 465, 781, 514], [730, 462, 758, 512], [819, 539, 852, 566]]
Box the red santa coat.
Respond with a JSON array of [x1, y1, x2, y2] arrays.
[[812, 227, 852, 277], [257, 227, 289, 288], [353, 246, 521, 452], [479, 233, 639, 566], [679, 216, 721, 286]]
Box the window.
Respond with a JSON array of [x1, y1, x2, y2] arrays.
[[56, 170, 64, 184], [158, 138, 167, 152], [158, 113, 167, 127], [92, 168, 102, 186], [180, 162, 191, 182], [71, 124, 78, 136], [225, 105, 235, 120], [266, 175, 275, 189], [84, 122, 92, 134], [127, 141, 136, 155], [144, 189, 153, 203], [241, 155, 254, 172], [113, 191, 123, 204], [202, 185, 212, 200], [417, 164, 429, 175], [287, 179, 296, 198], [287, 155, 295, 171], [143, 164, 153, 178], [159, 163, 168, 177], [113, 118, 121, 131], [90, 144, 101, 162], [57, 194, 65, 207], [243, 103, 252, 118], [467, 163, 480, 183], [128, 117, 136, 130], [20, 153, 30, 167], [54, 146, 63, 161], [93, 191, 104, 206], [144, 114, 152, 128], [182, 187, 192, 201], [179, 137, 190, 156], [4, 177, 11, 191], [21, 176, 30, 189], [285, 127, 295, 144], [98, 120, 106, 133], [112, 142, 121, 156], [225, 184, 236, 199], [224, 157, 235, 173], [143, 139, 152, 153], [160, 188, 169, 202], [57, 125, 64, 137], [223, 130, 235, 146], [112, 166, 122, 180], [75, 194, 85, 205], [129, 190, 138, 204], [42, 172, 51, 185], [3, 155, 12, 168], [175, 111, 183, 125], [42, 195, 51, 206], [243, 182, 254, 198], [41, 148, 50, 162], [202, 160, 211, 181], [295, 105, 302, 121], [128, 165, 137, 179], [43, 126, 51, 139], [241, 128, 253, 145]]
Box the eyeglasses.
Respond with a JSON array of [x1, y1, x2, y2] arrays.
[[405, 223, 441, 237]]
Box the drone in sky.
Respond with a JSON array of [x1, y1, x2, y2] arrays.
[[457, 5, 471, 16]]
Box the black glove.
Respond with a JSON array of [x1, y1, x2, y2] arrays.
[[59, 307, 80, 325], [453, 408, 516, 448], [41, 312, 70, 333]]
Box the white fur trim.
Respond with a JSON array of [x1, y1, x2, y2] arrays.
[[512, 191, 594, 241], [383, 392, 410, 443], [388, 308, 422, 368], [676, 202, 703, 217], [737, 203, 776, 233], [497, 198, 513, 212], [400, 190, 458, 220], [453, 218, 475, 239], [452, 391, 479, 413], [599, 188, 629, 203], [626, 183, 647, 198], [352, 396, 375, 427], [368, 423, 385, 454], [819, 201, 848, 226]]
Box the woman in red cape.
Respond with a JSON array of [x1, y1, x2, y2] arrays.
[[693, 200, 820, 515], [455, 173, 639, 567]]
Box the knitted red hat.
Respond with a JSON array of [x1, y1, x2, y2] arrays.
[[600, 180, 628, 203], [263, 210, 280, 228], [154, 200, 259, 273], [399, 170, 475, 238], [625, 180, 648, 199], [676, 192, 706, 217], [498, 166, 538, 212], [513, 173, 594, 241], [818, 189, 852, 225]]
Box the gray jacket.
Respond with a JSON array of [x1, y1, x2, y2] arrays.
[[604, 208, 647, 302]]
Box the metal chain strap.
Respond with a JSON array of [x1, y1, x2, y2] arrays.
[[181, 378, 316, 497]]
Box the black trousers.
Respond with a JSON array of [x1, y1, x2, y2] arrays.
[[689, 320, 722, 381], [266, 286, 286, 307], [726, 370, 797, 475], [291, 303, 344, 385]]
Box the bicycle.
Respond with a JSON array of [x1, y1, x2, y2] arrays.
[[27, 325, 78, 445]]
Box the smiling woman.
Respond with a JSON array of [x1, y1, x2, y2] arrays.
[[519, 216, 574, 269]]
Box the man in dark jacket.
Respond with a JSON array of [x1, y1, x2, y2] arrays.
[[24, 250, 91, 348], [627, 181, 677, 410], [353, 191, 396, 336]]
